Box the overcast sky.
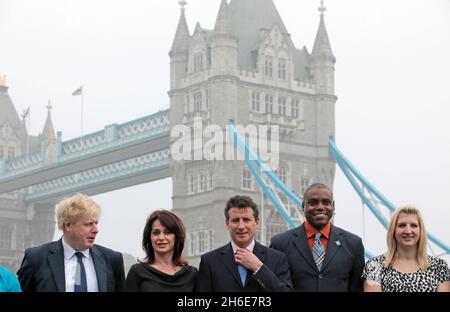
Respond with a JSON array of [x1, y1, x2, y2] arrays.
[[1, 0, 449, 261]]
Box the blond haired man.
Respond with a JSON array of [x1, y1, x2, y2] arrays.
[[17, 194, 125, 292]]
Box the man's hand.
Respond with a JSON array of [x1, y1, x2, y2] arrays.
[[234, 248, 263, 272]]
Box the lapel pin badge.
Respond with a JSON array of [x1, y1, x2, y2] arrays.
[[335, 240, 341, 246]]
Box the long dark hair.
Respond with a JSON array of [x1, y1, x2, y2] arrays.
[[141, 210, 188, 267]]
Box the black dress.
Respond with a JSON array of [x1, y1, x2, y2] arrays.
[[124, 262, 198, 292]]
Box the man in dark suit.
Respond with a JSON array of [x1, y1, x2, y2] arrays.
[[17, 194, 125, 292], [270, 183, 365, 292], [196, 195, 292, 292]]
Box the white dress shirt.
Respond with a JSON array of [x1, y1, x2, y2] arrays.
[[62, 238, 99, 292], [230, 239, 263, 274], [230, 239, 255, 254]]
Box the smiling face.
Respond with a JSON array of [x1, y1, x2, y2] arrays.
[[150, 219, 176, 256], [64, 215, 99, 251], [226, 207, 259, 248], [394, 213, 420, 248], [303, 187, 335, 230]]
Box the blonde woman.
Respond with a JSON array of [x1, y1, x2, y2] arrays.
[[362, 205, 450, 292]]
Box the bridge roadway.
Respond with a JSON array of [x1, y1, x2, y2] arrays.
[[0, 110, 171, 202]]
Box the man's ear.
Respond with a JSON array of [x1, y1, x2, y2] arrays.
[[64, 222, 71, 232]]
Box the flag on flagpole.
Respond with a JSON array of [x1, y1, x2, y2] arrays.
[[23, 106, 30, 118], [72, 86, 83, 96]]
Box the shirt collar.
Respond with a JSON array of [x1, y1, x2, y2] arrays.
[[230, 239, 255, 254], [304, 220, 331, 240], [62, 236, 91, 260]]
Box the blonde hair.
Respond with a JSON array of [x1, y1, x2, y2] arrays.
[[56, 193, 101, 231], [384, 205, 429, 270]]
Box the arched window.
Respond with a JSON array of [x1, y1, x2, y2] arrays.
[[189, 232, 196, 256], [300, 164, 311, 197], [276, 164, 287, 184], [194, 52, 204, 72], [0, 227, 12, 249], [199, 173, 206, 192], [252, 91, 260, 112], [291, 99, 299, 118], [278, 97, 286, 116], [242, 168, 253, 190], [264, 56, 273, 77], [193, 91, 202, 112], [188, 175, 197, 194], [7, 146, 15, 159], [208, 170, 213, 190], [278, 58, 286, 79], [265, 94, 273, 114]]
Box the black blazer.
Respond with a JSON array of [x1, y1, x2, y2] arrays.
[[195, 241, 293, 292], [17, 239, 125, 292], [270, 223, 365, 292]]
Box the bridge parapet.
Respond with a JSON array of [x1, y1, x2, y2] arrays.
[[0, 109, 170, 180], [25, 148, 170, 202], [3, 151, 43, 175]]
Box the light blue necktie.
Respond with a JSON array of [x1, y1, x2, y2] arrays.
[[312, 232, 325, 271], [237, 264, 247, 286]]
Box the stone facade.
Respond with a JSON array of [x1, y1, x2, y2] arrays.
[[0, 84, 56, 271], [169, 0, 336, 266]]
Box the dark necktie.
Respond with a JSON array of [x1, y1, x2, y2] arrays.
[[74, 252, 87, 292]]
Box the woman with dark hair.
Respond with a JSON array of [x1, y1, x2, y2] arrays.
[[124, 210, 198, 291]]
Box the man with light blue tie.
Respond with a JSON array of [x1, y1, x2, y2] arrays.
[[270, 183, 365, 292], [195, 195, 293, 292], [17, 193, 125, 292]]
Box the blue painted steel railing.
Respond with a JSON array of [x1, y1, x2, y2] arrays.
[[25, 149, 170, 202], [0, 109, 170, 180], [329, 138, 450, 255]]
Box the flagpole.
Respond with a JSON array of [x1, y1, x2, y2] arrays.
[[21, 106, 31, 161], [80, 84, 84, 148], [26, 106, 30, 159]]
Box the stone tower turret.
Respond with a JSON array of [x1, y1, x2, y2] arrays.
[[210, 0, 238, 76], [310, 1, 336, 187], [310, 1, 335, 96], [169, 1, 191, 90]]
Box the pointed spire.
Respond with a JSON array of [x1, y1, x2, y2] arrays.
[[213, 0, 234, 37], [42, 99, 56, 143], [170, 1, 191, 54], [0, 74, 6, 86], [311, 1, 334, 57], [0, 75, 8, 93]]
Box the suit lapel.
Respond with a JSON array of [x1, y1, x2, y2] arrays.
[[219, 243, 245, 288], [47, 240, 65, 292], [247, 242, 266, 287], [91, 245, 107, 292], [292, 224, 317, 271], [252, 242, 266, 265], [321, 225, 343, 271]]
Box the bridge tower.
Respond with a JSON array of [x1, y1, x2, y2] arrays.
[[169, 0, 336, 265], [0, 81, 56, 270]]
